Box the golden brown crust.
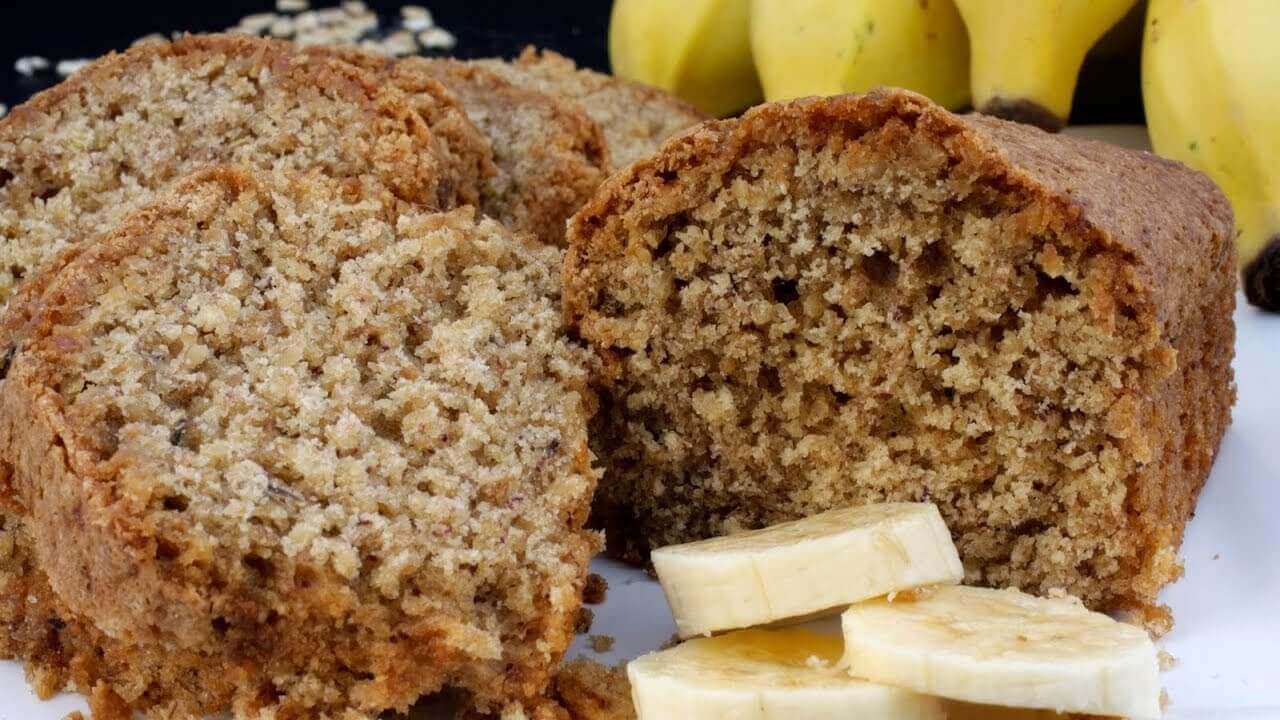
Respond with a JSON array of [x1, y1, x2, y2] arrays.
[[304, 46, 497, 209], [1, 165, 600, 717], [413, 57, 610, 246], [476, 48, 708, 170], [565, 89, 1235, 619]]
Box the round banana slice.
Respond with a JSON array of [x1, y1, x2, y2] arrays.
[[627, 628, 946, 720], [841, 585, 1162, 719], [652, 503, 964, 638]]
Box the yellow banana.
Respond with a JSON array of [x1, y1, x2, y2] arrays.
[[955, 0, 1139, 130], [1143, 0, 1280, 309], [609, 0, 762, 117], [750, 0, 970, 110]]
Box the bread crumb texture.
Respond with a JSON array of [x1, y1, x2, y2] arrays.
[[552, 660, 635, 720], [415, 57, 610, 246], [0, 33, 462, 319], [565, 89, 1236, 623], [477, 48, 707, 171], [0, 166, 598, 718]]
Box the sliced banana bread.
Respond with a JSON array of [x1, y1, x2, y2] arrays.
[[0, 33, 467, 318], [0, 166, 598, 718], [306, 46, 498, 209], [416, 58, 610, 246], [477, 48, 708, 170], [565, 90, 1236, 627]]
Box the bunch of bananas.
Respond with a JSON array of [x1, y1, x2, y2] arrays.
[[609, 0, 1279, 310]]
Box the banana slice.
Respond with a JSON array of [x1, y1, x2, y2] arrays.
[[652, 503, 964, 637], [841, 585, 1162, 719], [627, 628, 947, 719]]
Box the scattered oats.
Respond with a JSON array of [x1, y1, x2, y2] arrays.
[[294, 11, 321, 32], [133, 32, 168, 46], [63, 712, 86, 720], [27, 594, 38, 604], [269, 16, 296, 37], [237, 12, 278, 34], [15, 56, 50, 76], [588, 634, 615, 653], [315, 7, 348, 24], [401, 5, 433, 22], [804, 655, 831, 670], [350, 13, 379, 33], [342, 0, 368, 14], [404, 15, 433, 32], [276, 0, 309, 11], [886, 591, 898, 602], [1158, 650, 1179, 671], [418, 27, 456, 50], [383, 29, 419, 56], [292, 31, 332, 48], [56, 59, 92, 77]]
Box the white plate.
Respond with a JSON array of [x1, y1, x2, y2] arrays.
[[4, 130, 1277, 720]]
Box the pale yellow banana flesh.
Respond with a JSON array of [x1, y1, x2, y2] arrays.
[[609, 0, 761, 116], [750, 0, 971, 110], [1143, 0, 1280, 266], [841, 585, 1162, 718], [652, 503, 963, 638], [628, 628, 949, 720], [956, 0, 1140, 130], [628, 626, 1099, 719]]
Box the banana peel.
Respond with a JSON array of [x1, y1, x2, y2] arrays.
[[750, 0, 971, 110], [1143, 0, 1280, 310], [956, 0, 1140, 130], [609, 0, 762, 117]]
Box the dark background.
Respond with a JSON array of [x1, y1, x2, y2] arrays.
[[0, 0, 1143, 124]]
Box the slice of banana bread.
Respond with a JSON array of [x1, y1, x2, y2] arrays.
[[305, 46, 498, 209], [0, 33, 463, 318], [0, 166, 599, 718], [565, 89, 1236, 627], [476, 49, 708, 170], [416, 58, 610, 246]]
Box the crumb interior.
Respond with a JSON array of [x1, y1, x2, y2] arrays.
[[586, 118, 1165, 607], [20, 171, 595, 713], [0, 36, 435, 315], [417, 58, 608, 246]]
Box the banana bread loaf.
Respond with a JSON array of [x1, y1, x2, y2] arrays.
[[0, 166, 599, 718], [477, 48, 707, 170], [565, 89, 1236, 627], [416, 58, 610, 246]]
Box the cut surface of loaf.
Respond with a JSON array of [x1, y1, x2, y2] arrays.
[[0, 33, 457, 317], [305, 46, 498, 209], [416, 57, 610, 246], [476, 48, 708, 170], [0, 166, 599, 718], [565, 90, 1236, 624]]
